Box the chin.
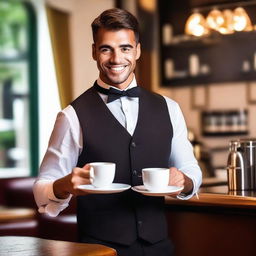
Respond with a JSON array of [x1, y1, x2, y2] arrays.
[[108, 78, 128, 86]]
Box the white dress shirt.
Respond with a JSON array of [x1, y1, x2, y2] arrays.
[[33, 76, 202, 217]]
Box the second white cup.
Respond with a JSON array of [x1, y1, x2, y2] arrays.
[[142, 168, 170, 192], [89, 162, 116, 188]]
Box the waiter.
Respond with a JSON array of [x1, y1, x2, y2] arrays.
[[34, 8, 202, 256]]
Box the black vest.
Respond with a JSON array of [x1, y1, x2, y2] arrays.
[[71, 85, 173, 245]]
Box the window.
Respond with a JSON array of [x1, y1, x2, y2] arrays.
[[0, 1, 38, 177]]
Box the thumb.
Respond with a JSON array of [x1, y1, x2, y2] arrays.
[[82, 164, 91, 170], [169, 167, 179, 175]]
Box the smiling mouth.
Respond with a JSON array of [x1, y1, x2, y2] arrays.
[[108, 65, 127, 72]]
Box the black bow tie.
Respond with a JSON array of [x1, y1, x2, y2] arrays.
[[94, 83, 141, 103]]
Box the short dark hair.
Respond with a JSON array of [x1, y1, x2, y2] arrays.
[[91, 8, 140, 44]]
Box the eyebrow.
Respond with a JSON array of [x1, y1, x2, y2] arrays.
[[120, 44, 133, 48], [98, 44, 134, 50], [99, 45, 112, 50]]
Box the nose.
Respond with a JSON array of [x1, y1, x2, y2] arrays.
[[110, 50, 121, 64]]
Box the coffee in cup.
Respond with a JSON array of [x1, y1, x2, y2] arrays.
[[89, 162, 116, 188], [142, 168, 170, 191]]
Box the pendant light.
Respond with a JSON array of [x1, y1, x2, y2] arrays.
[[206, 9, 224, 31], [184, 1, 255, 37], [232, 7, 252, 31], [219, 9, 234, 34], [185, 12, 209, 37]]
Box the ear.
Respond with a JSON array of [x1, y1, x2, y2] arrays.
[[92, 44, 96, 60], [136, 43, 141, 60]]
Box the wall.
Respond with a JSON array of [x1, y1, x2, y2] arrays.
[[46, 0, 115, 99], [156, 81, 256, 170], [71, 0, 115, 98]]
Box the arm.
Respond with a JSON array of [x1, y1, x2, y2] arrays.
[[164, 97, 202, 198], [168, 167, 193, 194], [33, 106, 89, 216], [53, 164, 91, 199]]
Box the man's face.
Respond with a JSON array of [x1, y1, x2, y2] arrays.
[[92, 28, 141, 89]]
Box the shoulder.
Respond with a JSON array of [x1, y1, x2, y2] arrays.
[[140, 88, 168, 108], [162, 95, 180, 110], [57, 105, 79, 130], [160, 94, 184, 120], [141, 88, 180, 110], [71, 87, 95, 106], [161, 96, 186, 129], [61, 105, 78, 119]]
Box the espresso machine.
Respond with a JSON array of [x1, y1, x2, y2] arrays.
[[227, 139, 256, 191]]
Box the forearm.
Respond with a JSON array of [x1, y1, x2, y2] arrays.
[[33, 179, 72, 217], [53, 174, 72, 199]]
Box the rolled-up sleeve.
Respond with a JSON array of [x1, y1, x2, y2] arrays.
[[33, 106, 82, 216], [165, 97, 202, 199]]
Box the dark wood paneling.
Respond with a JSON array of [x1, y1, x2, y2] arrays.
[[166, 205, 256, 256]]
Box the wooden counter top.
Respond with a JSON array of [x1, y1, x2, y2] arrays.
[[165, 185, 256, 209]]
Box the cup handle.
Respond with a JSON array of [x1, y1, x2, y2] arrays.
[[89, 167, 94, 184]]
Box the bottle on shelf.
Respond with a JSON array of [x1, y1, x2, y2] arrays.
[[189, 54, 200, 77], [162, 23, 173, 45], [164, 58, 174, 79]]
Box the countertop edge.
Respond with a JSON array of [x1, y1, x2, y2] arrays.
[[165, 192, 256, 209]]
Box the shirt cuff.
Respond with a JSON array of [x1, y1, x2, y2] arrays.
[[37, 180, 72, 217], [48, 180, 72, 203], [176, 174, 199, 200]]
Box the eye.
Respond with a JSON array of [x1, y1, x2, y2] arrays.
[[121, 47, 131, 52], [100, 48, 111, 53]]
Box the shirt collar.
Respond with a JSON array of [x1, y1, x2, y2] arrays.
[[97, 75, 137, 91]]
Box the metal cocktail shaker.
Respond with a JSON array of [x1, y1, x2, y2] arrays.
[[227, 139, 256, 191], [239, 139, 256, 190]]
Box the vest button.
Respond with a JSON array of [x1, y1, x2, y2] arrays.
[[131, 142, 136, 147], [133, 170, 137, 175]]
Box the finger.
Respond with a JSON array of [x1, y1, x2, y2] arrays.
[[169, 167, 179, 174], [169, 175, 185, 186], [73, 167, 90, 178], [82, 164, 91, 170], [71, 173, 90, 189], [169, 180, 184, 187], [169, 167, 180, 179]]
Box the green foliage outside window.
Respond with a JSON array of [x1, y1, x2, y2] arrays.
[[0, 0, 27, 53]]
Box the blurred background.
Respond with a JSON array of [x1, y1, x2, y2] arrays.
[[1, 0, 256, 181], [1, 0, 256, 247]]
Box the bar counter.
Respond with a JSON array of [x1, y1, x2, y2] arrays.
[[164, 183, 256, 256], [166, 185, 256, 209]]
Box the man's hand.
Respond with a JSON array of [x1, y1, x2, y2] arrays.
[[168, 167, 193, 195], [53, 164, 91, 199]]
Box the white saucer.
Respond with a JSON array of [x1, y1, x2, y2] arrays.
[[77, 183, 131, 194], [132, 185, 184, 196]]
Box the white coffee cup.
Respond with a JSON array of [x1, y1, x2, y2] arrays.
[[142, 168, 170, 192], [89, 162, 116, 188]]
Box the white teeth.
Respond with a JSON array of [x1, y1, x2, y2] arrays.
[[110, 66, 125, 71]]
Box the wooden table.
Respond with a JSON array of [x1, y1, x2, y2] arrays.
[[0, 236, 117, 256]]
